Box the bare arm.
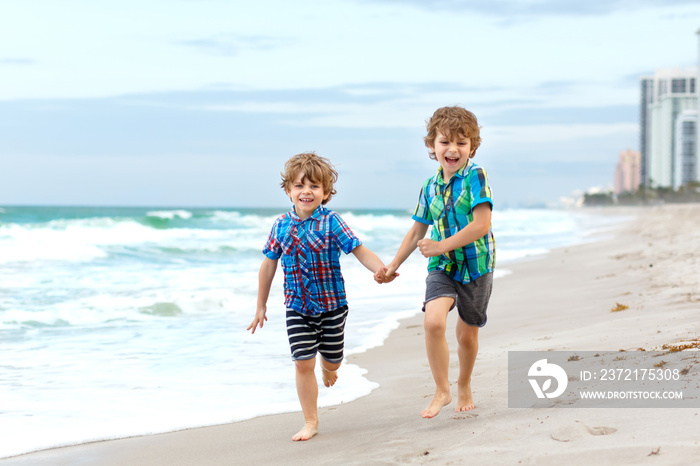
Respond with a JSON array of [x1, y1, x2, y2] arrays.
[[416, 203, 491, 258], [247, 257, 278, 334], [379, 220, 430, 281], [351, 244, 385, 275]]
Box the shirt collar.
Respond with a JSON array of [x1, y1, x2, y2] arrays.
[[436, 159, 472, 185], [290, 204, 326, 223]]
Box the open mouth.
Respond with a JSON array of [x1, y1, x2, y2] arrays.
[[299, 198, 314, 204], [445, 156, 460, 164]]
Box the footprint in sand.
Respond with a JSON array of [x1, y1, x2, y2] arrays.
[[551, 420, 617, 442]]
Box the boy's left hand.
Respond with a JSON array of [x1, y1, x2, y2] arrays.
[[417, 238, 443, 258]]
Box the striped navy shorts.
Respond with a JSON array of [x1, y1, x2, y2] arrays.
[[286, 305, 349, 363]]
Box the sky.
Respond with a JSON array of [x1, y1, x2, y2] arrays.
[[1, 0, 699, 209]]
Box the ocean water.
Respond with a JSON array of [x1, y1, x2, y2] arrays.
[[0, 205, 624, 458]]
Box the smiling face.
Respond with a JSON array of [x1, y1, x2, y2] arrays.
[[429, 131, 473, 181], [286, 172, 329, 220]]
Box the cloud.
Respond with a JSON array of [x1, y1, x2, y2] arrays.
[[2, 82, 639, 152], [0, 58, 34, 65], [171, 80, 636, 130], [355, 0, 700, 17], [532, 81, 578, 94], [0, 84, 637, 207], [485, 122, 637, 146], [177, 34, 287, 56], [485, 104, 637, 126], [339, 82, 502, 96]]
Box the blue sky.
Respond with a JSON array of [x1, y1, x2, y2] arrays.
[[1, 0, 699, 209]]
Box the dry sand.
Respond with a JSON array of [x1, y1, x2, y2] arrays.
[[2, 203, 699, 465]]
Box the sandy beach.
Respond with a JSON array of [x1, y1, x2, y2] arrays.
[[3, 203, 700, 466]]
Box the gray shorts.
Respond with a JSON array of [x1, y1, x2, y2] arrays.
[[423, 270, 493, 327]]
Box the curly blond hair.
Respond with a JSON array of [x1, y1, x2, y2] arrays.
[[280, 152, 338, 204]]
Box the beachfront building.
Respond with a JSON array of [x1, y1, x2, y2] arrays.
[[673, 110, 698, 190], [639, 67, 697, 188], [614, 149, 641, 194], [697, 29, 700, 185]]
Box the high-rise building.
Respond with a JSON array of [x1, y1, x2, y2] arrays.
[[697, 29, 700, 183], [639, 78, 654, 187], [674, 110, 698, 189], [614, 149, 641, 194], [639, 67, 697, 188]]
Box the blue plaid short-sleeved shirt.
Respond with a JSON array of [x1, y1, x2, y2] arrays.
[[263, 205, 361, 316], [412, 160, 496, 284]]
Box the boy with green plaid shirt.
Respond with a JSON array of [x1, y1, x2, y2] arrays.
[[377, 106, 495, 418]]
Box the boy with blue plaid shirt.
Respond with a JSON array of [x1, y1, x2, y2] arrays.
[[248, 152, 385, 441], [377, 106, 495, 419]]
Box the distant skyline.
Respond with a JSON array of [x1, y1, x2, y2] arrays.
[[2, 0, 699, 209]]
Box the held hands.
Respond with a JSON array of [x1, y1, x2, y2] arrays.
[[374, 264, 400, 284], [374, 238, 444, 285], [247, 307, 268, 334]]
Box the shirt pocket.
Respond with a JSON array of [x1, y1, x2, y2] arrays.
[[453, 187, 473, 216], [281, 233, 296, 255], [429, 195, 446, 221], [307, 230, 327, 252]]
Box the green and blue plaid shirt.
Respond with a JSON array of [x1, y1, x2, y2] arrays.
[[412, 160, 495, 284]]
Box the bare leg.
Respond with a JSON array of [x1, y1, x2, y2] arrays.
[[421, 297, 454, 418], [455, 319, 479, 412], [320, 359, 341, 387], [293, 357, 319, 441]]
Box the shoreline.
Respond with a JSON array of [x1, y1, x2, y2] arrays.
[[3, 204, 700, 465]]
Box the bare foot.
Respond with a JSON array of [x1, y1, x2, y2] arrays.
[[292, 422, 318, 441], [420, 391, 452, 418], [321, 367, 338, 387], [455, 380, 475, 412]]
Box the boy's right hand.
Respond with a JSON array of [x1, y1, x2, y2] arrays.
[[247, 307, 268, 334]]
